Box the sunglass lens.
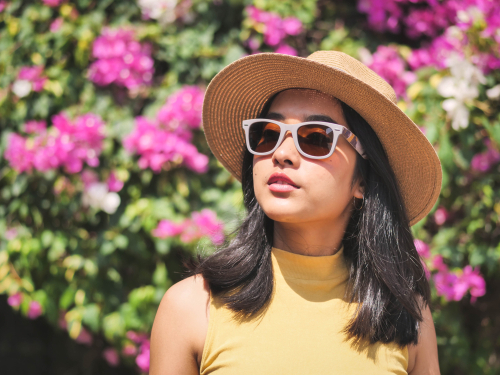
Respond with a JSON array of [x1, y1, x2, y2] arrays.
[[249, 121, 281, 153], [297, 125, 334, 157]]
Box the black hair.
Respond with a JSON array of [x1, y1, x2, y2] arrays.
[[188, 97, 430, 347]]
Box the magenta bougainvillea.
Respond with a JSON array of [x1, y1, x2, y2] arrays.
[[364, 45, 416, 99], [5, 113, 105, 173], [152, 209, 225, 245], [415, 239, 486, 303], [123, 86, 208, 173], [88, 28, 155, 89], [245, 6, 301, 56]]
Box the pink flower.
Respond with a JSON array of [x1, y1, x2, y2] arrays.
[[274, 44, 297, 56], [123, 115, 208, 174], [152, 209, 224, 245], [414, 239, 431, 258], [5, 226, 20, 242], [81, 169, 99, 189], [152, 220, 185, 238], [246, 37, 261, 51], [24, 120, 47, 134], [462, 265, 486, 303], [433, 269, 459, 300], [405, 4, 500, 74], [107, 171, 124, 192], [42, 0, 64, 6], [408, 32, 463, 70], [7, 293, 23, 307], [4, 113, 105, 174], [434, 207, 449, 226], [88, 28, 154, 89], [50, 17, 63, 32], [471, 153, 491, 172], [27, 301, 43, 319], [4, 133, 35, 173], [75, 327, 93, 345], [246, 6, 302, 47], [157, 86, 205, 130], [367, 46, 416, 99], [357, 0, 402, 33], [126, 331, 148, 344], [471, 139, 500, 172], [18, 66, 47, 92], [191, 209, 225, 245], [122, 343, 138, 356], [431, 255, 448, 273], [136, 340, 150, 372], [5, 227, 18, 240], [282, 17, 302, 35], [431, 257, 486, 303], [405, 3, 457, 39], [0, 1, 8, 12], [103, 348, 120, 367]]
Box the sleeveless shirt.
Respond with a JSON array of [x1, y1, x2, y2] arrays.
[[200, 246, 409, 374]]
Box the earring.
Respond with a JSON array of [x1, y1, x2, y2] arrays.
[[354, 196, 364, 210]]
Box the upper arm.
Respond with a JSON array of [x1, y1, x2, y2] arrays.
[[407, 304, 440, 375], [150, 275, 210, 375]]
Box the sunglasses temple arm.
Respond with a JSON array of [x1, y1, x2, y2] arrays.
[[341, 128, 368, 159]]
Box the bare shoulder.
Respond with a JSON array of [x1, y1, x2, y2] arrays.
[[150, 274, 211, 375], [407, 302, 440, 375]]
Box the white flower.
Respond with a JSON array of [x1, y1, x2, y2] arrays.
[[138, 0, 178, 24], [101, 192, 121, 214], [82, 183, 108, 208], [357, 47, 373, 65], [486, 84, 500, 100], [441, 99, 470, 130], [82, 182, 121, 214], [12, 80, 32, 97], [437, 56, 485, 130]]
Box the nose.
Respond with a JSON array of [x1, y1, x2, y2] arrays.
[[272, 131, 301, 167]]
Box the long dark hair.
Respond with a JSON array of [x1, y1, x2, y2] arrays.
[[188, 96, 431, 347]]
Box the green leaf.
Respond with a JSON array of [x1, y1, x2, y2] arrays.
[[103, 312, 125, 341], [152, 262, 168, 288], [82, 304, 101, 332]]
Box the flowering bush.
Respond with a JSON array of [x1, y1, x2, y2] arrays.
[[243, 5, 302, 55], [5, 113, 105, 173], [1, 0, 500, 374], [360, 45, 416, 99], [88, 28, 155, 89]]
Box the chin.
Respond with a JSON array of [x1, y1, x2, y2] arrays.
[[261, 203, 308, 223]]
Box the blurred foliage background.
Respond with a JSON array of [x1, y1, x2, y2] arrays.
[[0, 0, 499, 373]]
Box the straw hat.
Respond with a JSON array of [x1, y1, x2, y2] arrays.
[[202, 51, 442, 225]]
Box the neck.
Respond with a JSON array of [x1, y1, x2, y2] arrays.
[[272, 215, 349, 257]]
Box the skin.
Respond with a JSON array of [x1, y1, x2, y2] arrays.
[[150, 89, 441, 375]]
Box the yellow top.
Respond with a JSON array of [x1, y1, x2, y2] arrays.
[[200, 246, 409, 374]]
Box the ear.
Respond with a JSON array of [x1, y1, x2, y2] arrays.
[[353, 180, 365, 199]]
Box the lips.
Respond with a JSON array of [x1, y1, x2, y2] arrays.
[[267, 173, 299, 193]]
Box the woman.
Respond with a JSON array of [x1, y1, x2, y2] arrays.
[[150, 51, 441, 374]]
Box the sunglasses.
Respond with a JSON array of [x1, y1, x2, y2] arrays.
[[242, 119, 367, 160]]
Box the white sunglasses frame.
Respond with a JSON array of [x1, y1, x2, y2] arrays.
[[242, 119, 367, 160]]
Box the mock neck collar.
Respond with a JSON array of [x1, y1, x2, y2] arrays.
[[271, 246, 349, 281]]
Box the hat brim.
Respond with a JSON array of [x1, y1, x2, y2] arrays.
[[202, 53, 442, 226]]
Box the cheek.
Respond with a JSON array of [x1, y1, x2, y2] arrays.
[[300, 157, 357, 215], [252, 156, 271, 194]]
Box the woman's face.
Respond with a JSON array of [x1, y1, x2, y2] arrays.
[[253, 89, 364, 226]]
